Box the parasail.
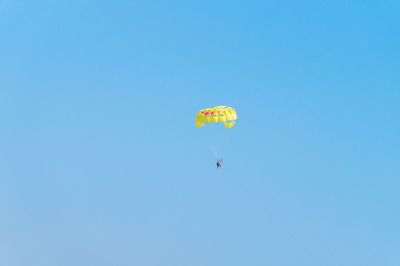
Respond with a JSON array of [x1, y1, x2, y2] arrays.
[[195, 105, 237, 128]]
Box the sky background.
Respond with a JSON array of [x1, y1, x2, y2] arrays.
[[1, 0, 400, 265]]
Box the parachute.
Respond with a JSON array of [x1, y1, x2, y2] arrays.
[[195, 106, 237, 128]]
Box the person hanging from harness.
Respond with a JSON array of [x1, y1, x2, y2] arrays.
[[216, 159, 223, 168]]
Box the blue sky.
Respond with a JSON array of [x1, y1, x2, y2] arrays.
[[1, 0, 399, 265]]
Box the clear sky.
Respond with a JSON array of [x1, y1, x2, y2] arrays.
[[1, 0, 399, 265]]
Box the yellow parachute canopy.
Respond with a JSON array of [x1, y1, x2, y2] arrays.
[[195, 106, 237, 128]]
